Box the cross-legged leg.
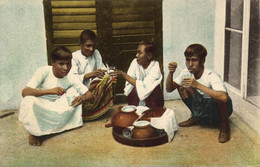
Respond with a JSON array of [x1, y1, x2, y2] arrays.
[[145, 85, 164, 109], [127, 87, 140, 106]]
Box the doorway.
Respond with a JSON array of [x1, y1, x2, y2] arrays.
[[43, 0, 163, 94]]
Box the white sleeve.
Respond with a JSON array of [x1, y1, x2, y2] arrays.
[[70, 56, 85, 82], [135, 62, 162, 100], [70, 75, 89, 95], [26, 66, 49, 89], [208, 72, 227, 92], [124, 60, 137, 96], [95, 50, 106, 69]]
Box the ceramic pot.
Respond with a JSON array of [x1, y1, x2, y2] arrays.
[[111, 105, 139, 134], [131, 121, 157, 139]]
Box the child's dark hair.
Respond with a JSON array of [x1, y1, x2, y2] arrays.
[[51, 46, 72, 62], [139, 40, 157, 60], [79, 29, 96, 44], [184, 44, 207, 60]]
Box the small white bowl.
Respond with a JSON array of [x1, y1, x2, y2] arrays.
[[133, 120, 150, 127], [121, 105, 136, 112]]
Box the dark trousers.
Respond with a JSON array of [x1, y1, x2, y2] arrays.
[[127, 85, 164, 109]]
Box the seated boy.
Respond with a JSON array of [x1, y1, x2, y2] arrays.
[[70, 29, 116, 121], [105, 40, 164, 128], [19, 46, 94, 146], [117, 40, 164, 108], [166, 43, 233, 143]]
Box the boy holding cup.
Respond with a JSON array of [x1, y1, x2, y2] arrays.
[[166, 44, 233, 143]]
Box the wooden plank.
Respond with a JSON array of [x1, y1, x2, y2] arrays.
[[112, 42, 139, 51], [53, 15, 96, 23], [95, 0, 113, 66], [113, 28, 154, 35], [111, 0, 154, 8], [53, 44, 80, 52], [53, 38, 80, 44], [113, 34, 154, 43], [53, 29, 97, 38], [43, 0, 54, 65], [119, 49, 138, 54], [153, 0, 163, 78], [112, 21, 154, 29], [51, 1, 95, 8], [52, 8, 96, 15], [112, 7, 154, 15], [112, 14, 152, 22], [116, 50, 137, 69], [53, 22, 96, 30], [113, 50, 137, 68], [51, 0, 93, 1], [66, 45, 81, 52]]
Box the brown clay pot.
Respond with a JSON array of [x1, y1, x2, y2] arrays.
[[131, 121, 158, 139], [111, 105, 139, 134]]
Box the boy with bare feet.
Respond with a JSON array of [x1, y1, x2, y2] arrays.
[[19, 46, 94, 146], [166, 44, 233, 143]]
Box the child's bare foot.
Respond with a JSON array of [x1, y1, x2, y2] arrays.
[[29, 134, 41, 146], [218, 122, 230, 143], [105, 121, 112, 128]]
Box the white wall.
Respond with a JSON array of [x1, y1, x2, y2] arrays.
[[163, 0, 216, 100], [0, 0, 47, 110]]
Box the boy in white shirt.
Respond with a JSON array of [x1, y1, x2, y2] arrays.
[[19, 46, 94, 146], [166, 44, 233, 143], [117, 40, 164, 108], [70, 29, 116, 121]]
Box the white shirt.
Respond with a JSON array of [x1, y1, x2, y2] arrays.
[[27, 66, 88, 101], [20, 66, 88, 136], [70, 49, 106, 87], [124, 58, 163, 103], [174, 68, 227, 98]]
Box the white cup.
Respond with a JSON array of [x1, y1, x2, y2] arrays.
[[108, 66, 117, 77], [182, 71, 193, 87]]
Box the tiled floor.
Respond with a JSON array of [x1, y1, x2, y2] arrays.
[[1, 100, 260, 167]]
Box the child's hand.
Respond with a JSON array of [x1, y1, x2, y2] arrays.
[[115, 70, 126, 78], [93, 68, 106, 78], [51, 87, 66, 96], [71, 96, 84, 107], [182, 78, 199, 88], [168, 62, 177, 73], [108, 70, 117, 78]]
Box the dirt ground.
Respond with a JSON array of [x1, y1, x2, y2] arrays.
[[1, 100, 260, 167]]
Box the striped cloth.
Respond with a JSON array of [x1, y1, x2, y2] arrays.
[[82, 74, 116, 120]]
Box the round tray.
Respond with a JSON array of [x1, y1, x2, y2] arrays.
[[112, 129, 168, 147]]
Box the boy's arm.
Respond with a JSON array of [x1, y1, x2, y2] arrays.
[[71, 91, 95, 107], [83, 69, 106, 81], [166, 62, 179, 92], [187, 79, 228, 102], [196, 83, 228, 102], [22, 87, 66, 97], [166, 72, 179, 92], [117, 70, 136, 87]]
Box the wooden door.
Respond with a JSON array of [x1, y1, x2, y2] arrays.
[[43, 0, 163, 94]]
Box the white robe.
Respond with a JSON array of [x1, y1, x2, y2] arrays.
[[19, 66, 89, 136], [70, 49, 106, 87], [124, 59, 162, 106]]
